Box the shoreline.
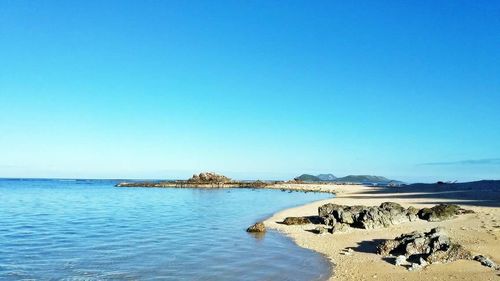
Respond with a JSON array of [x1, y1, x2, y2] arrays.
[[116, 181, 340, 194], [264, 183, 500, 280]]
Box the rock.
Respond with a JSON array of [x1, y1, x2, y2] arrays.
[[282, 216, 311, 225], [377, 239, 401, 256], [246, 222, 266, 233], [474, 255, 500, 270], [408, 263, 422, 271], [395, 255, 407, 266], [318, 203, 344, 219], [426, 243, 472, 263], [188, 172, 231, 184], [377, 228, 473, 267], [313, 226, 327, 234], [318, 202, 421, 229], [341, 248, 354, 256], [406, 206, 419, 221], [358, 203, 410, 229], [319, 202, 474, 229], [408, 257, 428, 271], [418, 204, 473, 222], [329, 223, 349, 233]]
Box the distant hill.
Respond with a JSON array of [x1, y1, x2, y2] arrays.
[[317, 174, 337, 181], [334, 175, 398, 184], [294, 174, 321, 182], [294, 173, 401, 184]]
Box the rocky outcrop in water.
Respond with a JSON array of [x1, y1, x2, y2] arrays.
[[318, 202, 418, 229], [246, 222, 266, 233], [188, 172, 231, 184]]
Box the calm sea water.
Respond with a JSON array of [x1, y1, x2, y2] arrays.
[[0, 179, 332, 281]]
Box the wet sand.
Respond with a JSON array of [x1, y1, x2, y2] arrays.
[[265, 183, 500, 280]]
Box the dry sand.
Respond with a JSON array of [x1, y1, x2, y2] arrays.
[[265, 183, 500, 281]]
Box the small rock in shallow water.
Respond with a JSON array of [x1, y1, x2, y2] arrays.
[[246, 222, 266, 233]]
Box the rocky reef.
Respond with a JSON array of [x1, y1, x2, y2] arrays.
[[378, 227, 498, 271], [116, 172, 269, 189]]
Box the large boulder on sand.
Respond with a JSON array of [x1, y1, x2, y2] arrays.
[[418, 204, 473, 222]]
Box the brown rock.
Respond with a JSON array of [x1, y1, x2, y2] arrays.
[[282, 216, 311, 225], [246, 222, 266, 233]]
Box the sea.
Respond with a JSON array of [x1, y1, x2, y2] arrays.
[[0, 178, 332, 281]]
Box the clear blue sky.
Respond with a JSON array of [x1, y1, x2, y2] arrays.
[[1, 1, 499, 182]]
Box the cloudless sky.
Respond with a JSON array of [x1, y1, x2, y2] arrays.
[[1, 0, 499, 182]]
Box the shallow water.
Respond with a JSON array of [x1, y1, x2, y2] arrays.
[[0, 179, 332, 281]]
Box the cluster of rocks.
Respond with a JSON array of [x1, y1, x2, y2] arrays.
[[266, 200, 497, 272], [378, 227, 498, 271], [317, 202, 472, 231], [269, 202, 474, 235], [318, 202, 418, 230], [187, 172, 231, 184]]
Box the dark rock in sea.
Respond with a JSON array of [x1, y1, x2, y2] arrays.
[[318, 202, 418, 229], [282, 217, 311, 225], [418, 204, 474, 222], [246, 222, 266, 233], [377, 227, 474, 270]]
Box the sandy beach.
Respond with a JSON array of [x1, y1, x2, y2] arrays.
[[265, 183, 500, 281]]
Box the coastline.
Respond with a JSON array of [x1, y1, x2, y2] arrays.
[[265, 183, 500, 280], [116, 181, 340, 194]]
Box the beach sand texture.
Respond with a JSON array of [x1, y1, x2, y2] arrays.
[[265, 183, 500, 281]]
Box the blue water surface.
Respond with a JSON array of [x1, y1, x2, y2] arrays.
[[0, 179, 332, 281]]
